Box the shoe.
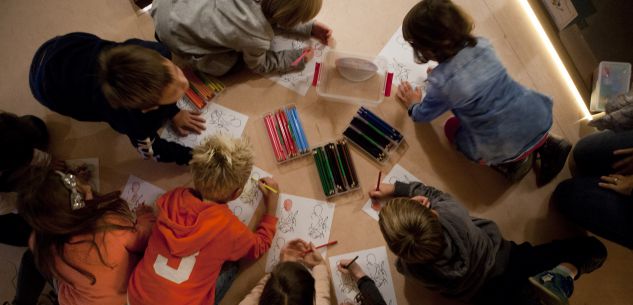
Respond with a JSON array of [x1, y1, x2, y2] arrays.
[[529, 270, 574, 305], [565, 236, 607, 279], [535, 135, 572, 186], [492, 154, 534, 182]]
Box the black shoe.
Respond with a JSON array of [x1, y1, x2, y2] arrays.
[[566, 236, 607, 279], [535, 135, 572, 186], [492, 154, 534, 182]]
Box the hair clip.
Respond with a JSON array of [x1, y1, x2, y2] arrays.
[[55, 170, 86, 210]]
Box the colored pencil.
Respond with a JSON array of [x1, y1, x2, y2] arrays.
[[275, 112, 293, 156], [319, 147, 335, 194], [340, 140, 359, 187], [291, 48, 311, 66], [351, 117, 391, 149], [250, 177, 278, 193], [376, 171, 382, 191], [344, 255, 359, 269], [358, 107, 403, 142], [313, 150, 330, 195], [336, 140, 356, 188], [344, 127, 386, 161], [264, 115, 283, 161], [304, 240, 338, 254], [291, 106, 309, 149], [279, 110, 297, 156]]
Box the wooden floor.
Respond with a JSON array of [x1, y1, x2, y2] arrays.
[[0, 0, 631, 304]]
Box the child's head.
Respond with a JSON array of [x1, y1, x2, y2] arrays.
[[98, 45, 189, 110], [259, 261, 316, 305], [260, 0, 322, 28], [0, 112, 35, 173], [190, 135, 253, 202], [19, 167, 133, 284], [402, 0, 476, 63], [378, 197, 445, 263]]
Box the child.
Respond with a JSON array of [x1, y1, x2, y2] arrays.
[[18, 168, 155, 305], [151, 0, 332, 76], [29, 32, 206, 165], [396, 0, 570, 185], [370, 181, 606, 305], [0, 112, 58, 305], [127, 135, 280, 305], [238, 239, 330, 305], [336, 259, 388, 305]]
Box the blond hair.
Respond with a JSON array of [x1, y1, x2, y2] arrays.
[[190, 135, 254, 202], [98, 45, 172, 110], [260, 0, 323, 28], [378, 197, 445, 263]]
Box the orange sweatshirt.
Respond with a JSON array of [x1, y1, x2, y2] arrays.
[[127, 187, 277, 305], [47, 212, 155, 305]]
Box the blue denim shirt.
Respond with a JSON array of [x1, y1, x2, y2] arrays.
[[409, 38, 553, 164]]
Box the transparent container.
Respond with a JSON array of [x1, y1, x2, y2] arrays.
[[314, 50, 392, 106], [590, 61, 632, 112]]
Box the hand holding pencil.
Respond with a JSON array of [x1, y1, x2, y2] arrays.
[[337, 257, 366, 281], [257, 177, 280, 215], [368, 183, 395, 200]]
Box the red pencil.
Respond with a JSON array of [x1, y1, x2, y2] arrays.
[[376, 171, 382, 191], [304, 240, 338, 254], [264, 115, 282, 161]]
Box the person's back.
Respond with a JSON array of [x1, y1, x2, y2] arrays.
[[425, 37, 552, 164], [128, 135, 279, 305]]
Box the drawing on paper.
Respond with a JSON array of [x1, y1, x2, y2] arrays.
[[267, 37, 329, 96], [338, 269, 360, 295], [278, 199, 299, 234], [120, 175, 166, 210], [231, 206, 244, 220], [269, 236, 286, 268], [392, 58, 411, 83], [126, 181, 145, 207], [366, 254, 388, 288], [363, 164, 421, 221], [208, 109, 243, 134], [308, 204, 329, 239]]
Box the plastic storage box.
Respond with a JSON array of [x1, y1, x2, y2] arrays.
[[590, 61, 632, 112], [313, 50, 392, 106]]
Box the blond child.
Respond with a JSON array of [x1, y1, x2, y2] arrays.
[[127, 135, 280, 305]]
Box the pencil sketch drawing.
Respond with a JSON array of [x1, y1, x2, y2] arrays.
[[278, 202, 298, 234], [269, 236, 286, 268], [308, 204, 329, 239], [366, 253, 388, 288]]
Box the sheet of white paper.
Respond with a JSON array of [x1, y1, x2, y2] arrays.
[[541, 0, 578, 30], [265, 193, 335, 272], [267, 37, 329, 96], [362, 164, 422, 221], [329, 246, 398, 305], [378, 26, 437, 88], [161, 100, 249, 148], [120, 175, 166, 210], [65, 158, 100, 192], [227, 166, 272, 225]]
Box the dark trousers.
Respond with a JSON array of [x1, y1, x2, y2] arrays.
[[473, 237, 600, 305], [553, 130, 633, 248], [0, 214, 47, 305]]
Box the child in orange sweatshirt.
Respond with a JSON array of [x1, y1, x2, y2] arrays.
[[127, 135, 280, 305]]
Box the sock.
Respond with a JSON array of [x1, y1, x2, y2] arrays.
[[552, 265, 575, 280]]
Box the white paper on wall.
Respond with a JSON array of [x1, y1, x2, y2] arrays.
[[267, 37, 329, 96], [120, 175, 166, 210], [362, 164, 421, 221], [541, 0, 578, 30], [161, 100, 248, 148], [328, 246, 398, 305], [265, 193, 335, 272], [227, 166, 272, 225]]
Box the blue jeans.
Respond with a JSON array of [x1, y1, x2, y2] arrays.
[[553, 130, 633, 248], [214, 261, 239, 305]]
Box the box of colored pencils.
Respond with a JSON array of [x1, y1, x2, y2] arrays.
[[313, 139, 360, 198], [343, 107, 404, 162], [263, 105, 311, 163], [182, 69, 226, 109]]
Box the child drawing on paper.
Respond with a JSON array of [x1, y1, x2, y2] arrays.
[[278, 199, 298, 233], [338, 268, 359, 295], [308, 204, 329, 239], [366, 254, 388, 288], [239, 174, 261, 206], [392, 58, 411, 83], [336, 257, 390, 305]]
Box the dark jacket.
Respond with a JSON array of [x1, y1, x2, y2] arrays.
[[29, 32, 191, 165]]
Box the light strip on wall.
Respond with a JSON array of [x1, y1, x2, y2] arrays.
[[518, 0, 592, 120]]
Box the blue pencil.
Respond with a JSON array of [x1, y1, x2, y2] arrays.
[[285, 107, 304, 152], [358, 107, 403, 141], [291, 106, 310, 151]]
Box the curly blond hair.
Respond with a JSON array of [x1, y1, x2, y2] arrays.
[[190, 135, 253, 202]]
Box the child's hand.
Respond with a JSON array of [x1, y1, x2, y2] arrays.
[[368, 183, 395, 200], [302, 243, 324, 268], [259, 177, 280, 215], [171, 110, 206, 136], [280, 239, 309, 262], [396, 81, 422, 108], [337, 259, 366, 282], [311, 21, 332, 45]]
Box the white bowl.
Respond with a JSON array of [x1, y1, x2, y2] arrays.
[[335, 57, 378, 82]]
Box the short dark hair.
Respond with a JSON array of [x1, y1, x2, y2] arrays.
[[98, 45, 172, 110], [0, 112, 36, 173], [259, 261, 315, 305], [403, 0, 477, 62]]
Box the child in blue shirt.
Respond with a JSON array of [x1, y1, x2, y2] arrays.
[[396, 0, 571, 186]]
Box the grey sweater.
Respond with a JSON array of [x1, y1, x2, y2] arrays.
[[151, 0, 313, 76], [392, 182, 511, 300]]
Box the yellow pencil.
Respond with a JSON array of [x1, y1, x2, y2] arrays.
[[251, 177, 278, 193]]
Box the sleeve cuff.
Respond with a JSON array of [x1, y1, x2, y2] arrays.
[[393, 181, 412, 197]]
